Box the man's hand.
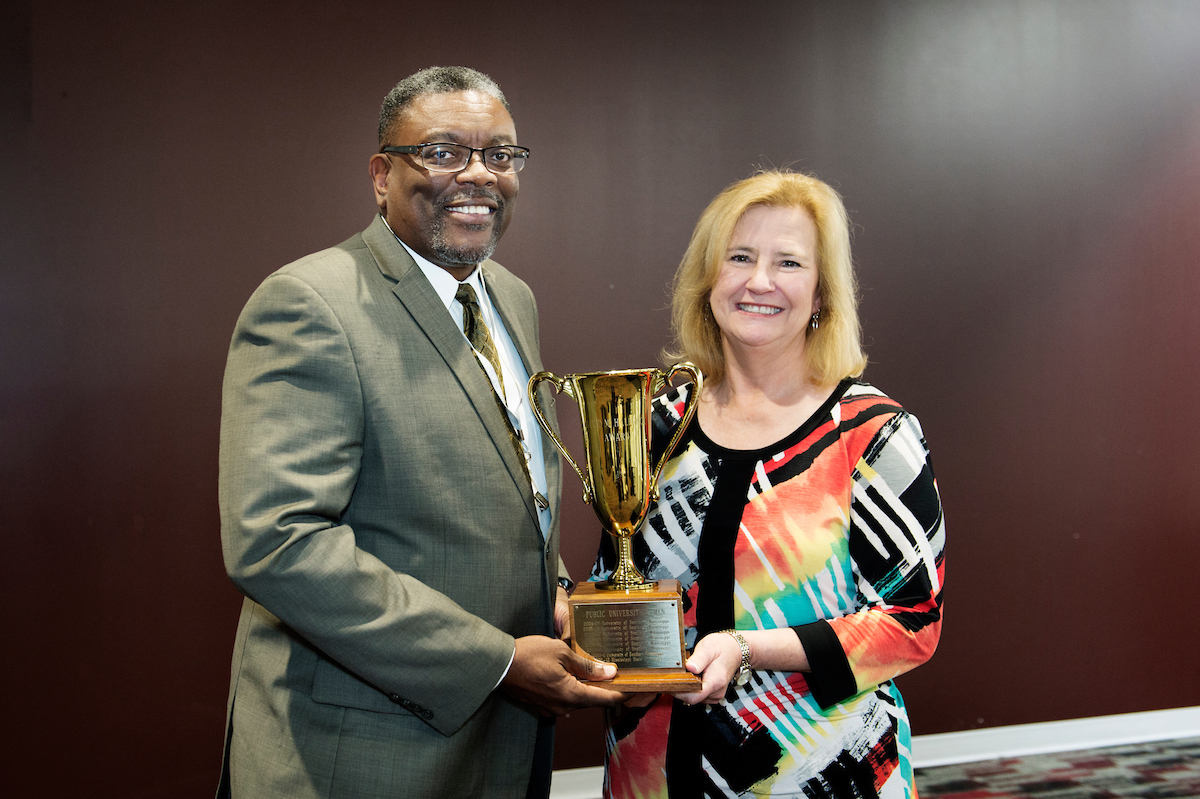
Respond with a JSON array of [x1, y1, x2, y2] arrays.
[[500, 635, 624, 716]]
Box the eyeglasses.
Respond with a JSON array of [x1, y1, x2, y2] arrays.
[[380, 142, 530, 174]]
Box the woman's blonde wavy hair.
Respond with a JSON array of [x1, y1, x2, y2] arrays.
[[665, 169, 867, 387]]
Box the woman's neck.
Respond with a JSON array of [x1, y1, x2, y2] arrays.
[[698, 347, 834, 451]]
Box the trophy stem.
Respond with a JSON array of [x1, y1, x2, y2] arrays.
[[598, 534, 656, 591]]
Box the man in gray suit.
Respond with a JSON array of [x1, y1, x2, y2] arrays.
[[217, 66, 621, 798]]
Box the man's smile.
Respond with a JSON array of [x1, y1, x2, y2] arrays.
[[440, 190, 501, 223], [447, 204, 494, 216]]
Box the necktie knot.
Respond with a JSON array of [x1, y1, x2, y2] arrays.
[[455, 282, 482, 344]]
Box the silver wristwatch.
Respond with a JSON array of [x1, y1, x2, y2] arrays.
[[718, 629, 751, 687]]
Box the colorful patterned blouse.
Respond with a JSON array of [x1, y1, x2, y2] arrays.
[[591, 379, 945, 798]]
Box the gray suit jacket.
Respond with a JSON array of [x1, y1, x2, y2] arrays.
[[218, 216, 565, 798]]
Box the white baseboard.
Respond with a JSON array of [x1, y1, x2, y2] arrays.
[[549, 766, 605, 799], [911, 705, 1200, 767], [550, 706, 1200, 798]]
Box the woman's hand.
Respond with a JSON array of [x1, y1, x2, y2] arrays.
[[676, 631, 745, 705]]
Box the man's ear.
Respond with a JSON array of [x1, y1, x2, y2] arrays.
[[368, 154, 391, 210]]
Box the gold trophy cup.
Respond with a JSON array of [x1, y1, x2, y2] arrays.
[[528, 364, 703, 692]]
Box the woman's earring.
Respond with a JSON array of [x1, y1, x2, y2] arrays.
[[809, 311, 821, 332]]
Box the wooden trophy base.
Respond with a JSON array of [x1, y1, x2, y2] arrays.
[[568, 579, 702, 693]]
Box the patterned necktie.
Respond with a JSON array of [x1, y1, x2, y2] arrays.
[[455, 283, 504, 392], [455, 282, 549, 511]]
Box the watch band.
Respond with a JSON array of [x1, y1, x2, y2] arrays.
[[718, 628, 752, 686]]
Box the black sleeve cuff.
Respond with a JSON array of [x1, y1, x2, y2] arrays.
[[792, 620, 857, 709]]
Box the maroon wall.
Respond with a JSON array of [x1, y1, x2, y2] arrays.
[[4, 1, 1199, 794]]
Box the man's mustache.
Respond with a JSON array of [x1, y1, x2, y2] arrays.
[[436, 189, 504, 211]]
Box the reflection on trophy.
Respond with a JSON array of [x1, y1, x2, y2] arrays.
[[528, 364, 703, 692]]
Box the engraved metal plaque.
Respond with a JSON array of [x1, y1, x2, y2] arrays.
[[571, 599, 685, 669], [566, 579, 701, 692]]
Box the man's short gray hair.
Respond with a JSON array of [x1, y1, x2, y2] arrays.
[[378, 66, 509, 146]]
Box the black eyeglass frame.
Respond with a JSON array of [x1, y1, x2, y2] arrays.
[[380, 142, 531, 174]]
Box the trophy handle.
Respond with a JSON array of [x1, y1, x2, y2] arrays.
[[648, 362, 704, 502], [527, 371, 594, 505]]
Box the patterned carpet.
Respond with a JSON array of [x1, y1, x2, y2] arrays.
[[915, 737, 1200, 799]]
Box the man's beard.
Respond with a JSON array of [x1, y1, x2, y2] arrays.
[[427, 192, 506, 266]]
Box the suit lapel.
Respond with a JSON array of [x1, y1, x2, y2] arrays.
[[362, 217, 542, 528], [485, 264, 563, 527], [483, 265, 539, 382]]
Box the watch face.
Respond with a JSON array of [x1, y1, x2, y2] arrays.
[[734, 668, 750, 687]]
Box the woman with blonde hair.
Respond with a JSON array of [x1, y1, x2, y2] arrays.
[[592, 170, 945, 798]]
